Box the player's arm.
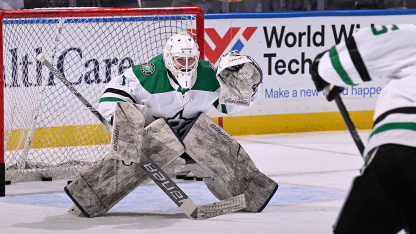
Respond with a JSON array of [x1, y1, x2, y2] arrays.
[[311, 24, 416, 100], [99, 67, 140, 125]]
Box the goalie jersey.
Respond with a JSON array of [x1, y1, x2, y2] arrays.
[[317, 24, 416, 156], [99, 54, 258, 135]]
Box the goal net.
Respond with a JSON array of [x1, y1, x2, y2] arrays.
[[0, 7, 204, 183]]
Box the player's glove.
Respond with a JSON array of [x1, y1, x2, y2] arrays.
[[220, 50, 245, 72], [310, 50, 344, 102], [310, 50, 329, 92], [324, 84, 345, 102], [216, 51, 263, 107], [226, 63, 244, 72]]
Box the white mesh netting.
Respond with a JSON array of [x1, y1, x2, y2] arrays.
[[2, 8, 201, 182]]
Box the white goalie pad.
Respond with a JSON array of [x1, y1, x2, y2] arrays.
[[216, 50, 263, 107], [108, 102, 147, 163], [65, 118, 185, 218], [182, 113, 278, 212]]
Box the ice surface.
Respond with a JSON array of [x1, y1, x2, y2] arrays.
[[0, 131, 406, 234]]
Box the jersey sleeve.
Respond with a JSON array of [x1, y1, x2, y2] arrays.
[[318, 24, 416, 86], [98, 67, 141, 124]]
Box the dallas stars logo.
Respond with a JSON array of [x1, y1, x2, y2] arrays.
[[154, 109, 194, 136], [140, 62, 156, 75]]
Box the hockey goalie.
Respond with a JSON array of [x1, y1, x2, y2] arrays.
[[65, 32, 278, 218]]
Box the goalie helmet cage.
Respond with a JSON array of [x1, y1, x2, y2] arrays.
[[0, 7, 204, 194]]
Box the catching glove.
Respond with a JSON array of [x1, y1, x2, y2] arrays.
[[216, 50, 263, 107]]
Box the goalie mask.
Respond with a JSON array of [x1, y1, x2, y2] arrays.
[[163, 32, 200, 89]]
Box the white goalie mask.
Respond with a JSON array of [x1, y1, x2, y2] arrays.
[[163, 32, 200, 89]]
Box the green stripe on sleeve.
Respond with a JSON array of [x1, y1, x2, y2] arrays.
[[99, 97, 125, 103], [369, 122, 416, 138], [221, 104, 227, 114], [122, 75, 127, 86], [329, 46, 357, 86]]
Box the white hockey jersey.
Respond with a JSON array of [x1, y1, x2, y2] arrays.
[[318, 24, 416, 156], [99, 54, 259, 135]]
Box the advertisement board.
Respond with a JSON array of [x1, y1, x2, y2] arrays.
[[4, 10, 416, 136], [203, 10, 416, 135]]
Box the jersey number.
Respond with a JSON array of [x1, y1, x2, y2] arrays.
[[371, 25, 399, 35]]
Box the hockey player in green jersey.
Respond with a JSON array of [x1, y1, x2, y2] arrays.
[[99, 32, 261, 137], [65, 32, 278, 218], [310, 24, 416, 234]]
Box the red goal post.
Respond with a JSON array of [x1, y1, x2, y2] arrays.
[[0, 7, 204, 196]]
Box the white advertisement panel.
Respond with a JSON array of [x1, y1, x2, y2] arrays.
[[204, 11, 416, 117], [4, 11, 416, 128]]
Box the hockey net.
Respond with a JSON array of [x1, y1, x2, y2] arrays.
[[0, 7, 204, 183]]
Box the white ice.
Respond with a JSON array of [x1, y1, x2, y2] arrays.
[[0, 130, 406, 234]]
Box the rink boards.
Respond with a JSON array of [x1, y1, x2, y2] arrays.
[[5, 10, 416, 149], [205, 9, 416, 135]]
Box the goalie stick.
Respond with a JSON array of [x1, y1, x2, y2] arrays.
[[36, 53, 247, 220]]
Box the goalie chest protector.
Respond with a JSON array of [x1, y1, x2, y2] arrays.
[[129, 54, 220, 128]]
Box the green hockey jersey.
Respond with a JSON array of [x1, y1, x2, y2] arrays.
[[99, 54, 259, 135], [317, 24, 416, 156]]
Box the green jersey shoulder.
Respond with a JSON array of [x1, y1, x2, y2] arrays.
[[131, 54, 220, 94]]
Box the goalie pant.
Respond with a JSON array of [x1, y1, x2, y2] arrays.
[[65, 118, 185, 217], [182, 113, 278, 212], [333, 144, 416, 234]]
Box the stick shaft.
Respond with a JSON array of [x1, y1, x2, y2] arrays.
[[37, 53, 112, 131], [334, 95, 365, 156]]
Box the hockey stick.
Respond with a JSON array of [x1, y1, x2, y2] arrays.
[[333, 95, 365, 156], [326, 85, 365, 156], [36, 53, 247, 220], [329, 93, 411, 234]]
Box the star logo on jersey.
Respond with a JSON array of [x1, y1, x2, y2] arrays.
[[153, 109, 194, 135], [140, 62, 155, 75]]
